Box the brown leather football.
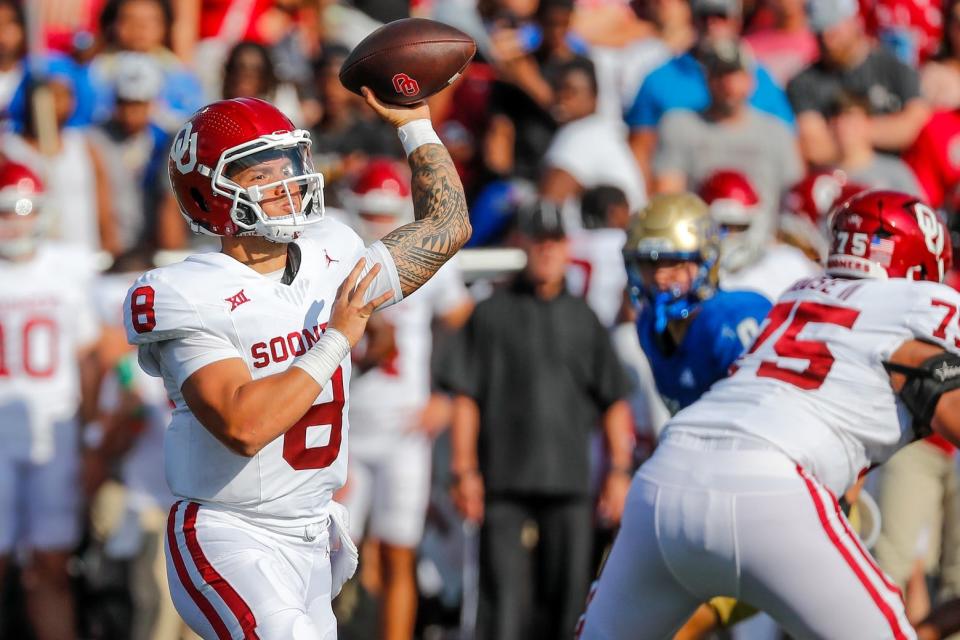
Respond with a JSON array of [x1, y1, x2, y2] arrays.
[[339, 18, 477, 106]]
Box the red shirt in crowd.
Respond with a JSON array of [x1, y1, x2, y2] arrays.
[[902, 110, 960, 210]]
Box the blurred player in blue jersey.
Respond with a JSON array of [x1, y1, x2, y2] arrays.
[[623, 192, 771, 413]]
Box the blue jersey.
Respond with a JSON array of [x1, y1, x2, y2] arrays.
[[637, 289, 772, 413]]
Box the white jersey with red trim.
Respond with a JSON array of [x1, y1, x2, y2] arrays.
[[123, 218, 402, 526], [0, 243, 100, 462], [349, 259, 469, 436], [566, 228, 627, 328], [670, 275, 960, 496]]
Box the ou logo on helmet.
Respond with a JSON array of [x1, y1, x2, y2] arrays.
[[171, 122, 198, 175], [914, 203, 947, 280], [392, 73, 420, 97]]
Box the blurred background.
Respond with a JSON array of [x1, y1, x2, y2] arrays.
[[2, 0, 960, 639]]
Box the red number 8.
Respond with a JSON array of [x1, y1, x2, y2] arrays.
[[282, 366, 345, 470], [130, 285, 157, 333]]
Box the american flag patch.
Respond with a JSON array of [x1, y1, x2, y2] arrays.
[[871, 236, 895, 266]]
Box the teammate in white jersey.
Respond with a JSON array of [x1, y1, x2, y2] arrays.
[[0, 161, 101, 640], [578, 190, 960, 640], [340, 158, 473, 640], [122, 96, 470, 639]]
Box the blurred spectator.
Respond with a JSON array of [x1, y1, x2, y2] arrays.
[[341, 159, 473, 640], [624, 0, 794, 189], [0, 0, 24, 115], [442, 203, 633, 640], [353, 0, 410, 24], [88, 53, 180, 255], [309, 46, 401, 191], [3, 75, 118, 255], [483, 0, 588, 182], [221, 40, 303, 124], [91, 0, 205, 131], [902, 109, 960, 211], [699, 169, 820, 302], [588, 1, 673, 125], [653, 40, 803, 208], [873, 0, 943, 67], [0, 161, 101, 640], [786, 0, 930, 166], [540, 58, 646, 211], [7, 53, 98, 129], [742, 0, 817, 86], [826, 91, 922, 194], [921, 0, 960, 109], [566, 185, 630, 328]]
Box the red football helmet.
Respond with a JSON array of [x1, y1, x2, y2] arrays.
[[781, 170, 868, 261], [827, 190, 952, 283], [347, 158, 413, 241], [168, 97, 324, 242], [698, 169, 767, 272], [0, 160, 45, 259]]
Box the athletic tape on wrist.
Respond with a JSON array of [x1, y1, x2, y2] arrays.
[[291, 328, 351, 387], [398, 119, 442, 157]]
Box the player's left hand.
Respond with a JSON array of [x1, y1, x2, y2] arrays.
[[361, 87, 431, 128], [597, 471, 631, 527]]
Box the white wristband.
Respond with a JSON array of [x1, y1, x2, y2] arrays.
[[291, 328, 351, 387], [398, 119, 442, 157]]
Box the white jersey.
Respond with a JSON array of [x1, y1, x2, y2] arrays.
[[95, 272, 174, 509], [670, 275, 960, 496], [0, 243, 100, 462], [566, 228, 628, 328], [350, 259, 470, 435], [123, 218, 402, 526], [720, 243, 822, 303]]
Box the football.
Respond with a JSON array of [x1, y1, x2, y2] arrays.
[[339, 18, 477, 106]]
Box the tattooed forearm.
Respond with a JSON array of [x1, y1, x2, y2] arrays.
[[380, 143, 472, 296]]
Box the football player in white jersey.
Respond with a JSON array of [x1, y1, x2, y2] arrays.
[[122, 95, 470, 639], [340, 158, 473, 640], [0, 161, 101, 640], [578, 190, 960, 640]]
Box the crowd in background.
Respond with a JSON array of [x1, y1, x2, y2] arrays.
[[5, 0, 960, 638]]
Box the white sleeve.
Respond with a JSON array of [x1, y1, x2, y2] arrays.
[[153, 331, 244, 388], [361, 241, 403, 310], [124, 269, 206, 344]]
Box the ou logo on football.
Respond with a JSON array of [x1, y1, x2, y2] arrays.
[[170, 122, 198, 174], [392, 73, 420, 97]]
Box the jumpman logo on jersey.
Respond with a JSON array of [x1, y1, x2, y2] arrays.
[[225, 289, 251, 311], [324, 250, 339, 269]]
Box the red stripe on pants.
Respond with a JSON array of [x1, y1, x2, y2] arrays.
[[182, 502, 261, 639], [166, 502, 232, 640], [797, 467, 908, 640]]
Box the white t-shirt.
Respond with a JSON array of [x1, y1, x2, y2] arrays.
[[591, 38, 671, 125], [544, 113, 647, 211], [0, 244, 100, 462], [123, 218, 401, 526], [670, 275, 960, 496], [349, 259, 470, 441], [567, 227, 628, 328]]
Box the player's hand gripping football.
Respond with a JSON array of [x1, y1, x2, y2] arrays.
[[361, 86, 431, 128], [329, 259, 394, 347]]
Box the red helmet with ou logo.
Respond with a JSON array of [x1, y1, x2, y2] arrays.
[[0, 160, 46, 259], [348, 158, 413, 218], [168, 97, 324, 243], [827, 190, 952, 283], [698, 170, 761, 226], [781, 170, 868, 262]]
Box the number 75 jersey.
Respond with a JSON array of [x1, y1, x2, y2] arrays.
[[123, 220, 401, 526], [669, 275, 960, 496]]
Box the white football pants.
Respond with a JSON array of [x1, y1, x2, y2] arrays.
[[578, 431, 914, 640], [165, 500, 336, 640]]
